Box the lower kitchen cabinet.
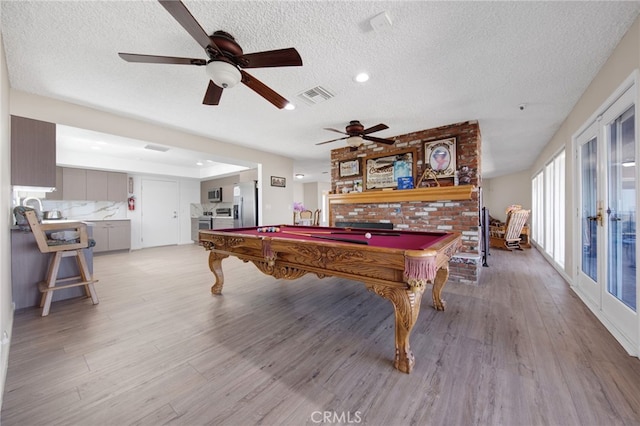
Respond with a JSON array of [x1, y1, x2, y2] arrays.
[[89, 220, 131, 253]]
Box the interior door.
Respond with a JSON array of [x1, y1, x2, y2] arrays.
[[576, 86, 637, 351], [141, 179, 179, 248]]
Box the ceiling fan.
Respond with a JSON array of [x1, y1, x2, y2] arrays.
[[118, 0, 302, 109], [316, 120, 395, 147]]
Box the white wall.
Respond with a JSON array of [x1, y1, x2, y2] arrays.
[[483, 170, 532, 222], [0, 26, 14, 409]]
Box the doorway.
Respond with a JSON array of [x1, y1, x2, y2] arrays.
[[575, 80, 637, 353], [141, 179, 179, 248]]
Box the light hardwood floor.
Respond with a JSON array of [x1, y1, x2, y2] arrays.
[[3, 243, 640, 425]]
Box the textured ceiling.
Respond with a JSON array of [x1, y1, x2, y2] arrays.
[[2, 0, 640, 181]]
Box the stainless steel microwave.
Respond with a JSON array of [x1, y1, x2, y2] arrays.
[[207, 187, 222, 202]]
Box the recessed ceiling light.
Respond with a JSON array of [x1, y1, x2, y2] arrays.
[[355, 73, 369, 83], [295, 174, 304, 179], [285, 103, 296, 110], [196, 161, 203, 166]]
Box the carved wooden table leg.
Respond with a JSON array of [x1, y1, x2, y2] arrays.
[[431, 266, 449, 311], [366, 283, 424, 374], [208, 252, 229, 295]]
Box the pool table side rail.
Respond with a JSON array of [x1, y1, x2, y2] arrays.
[[199, 228, 461, 287]]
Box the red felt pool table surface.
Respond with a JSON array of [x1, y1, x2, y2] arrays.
[[199, 225, 462, 374], [228, 225, 452, 250]]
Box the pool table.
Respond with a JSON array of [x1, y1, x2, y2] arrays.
[[199, 225, 462, 373]]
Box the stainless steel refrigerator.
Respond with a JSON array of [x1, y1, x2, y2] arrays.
[[233, 181, 258, 228]]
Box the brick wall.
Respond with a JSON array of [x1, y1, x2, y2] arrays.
[[330, 120, 483, 284]]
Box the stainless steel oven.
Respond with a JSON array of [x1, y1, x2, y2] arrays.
[[198, 216, 212, 230]]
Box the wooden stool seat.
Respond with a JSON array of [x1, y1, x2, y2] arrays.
[[20, 209, 99, 316]]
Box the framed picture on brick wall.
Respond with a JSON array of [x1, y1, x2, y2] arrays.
[[339, 158, 361, 177], [364, 148, 416, 190], [424, 137, 456, 178]]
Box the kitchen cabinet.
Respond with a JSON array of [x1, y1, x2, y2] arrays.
[[191, 218, 199, 241], [107, 172, 127, 201], [212, 218, 234, 230], [62, 167, 87, 200], [11, 115, 56, 187], [88, 220, 131, 253], [222, 185, 235, 203], [61, 167, 128, 201], [86, 170, 108, 201]]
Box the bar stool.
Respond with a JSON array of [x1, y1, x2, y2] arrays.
[[20, 208, 99, 316]]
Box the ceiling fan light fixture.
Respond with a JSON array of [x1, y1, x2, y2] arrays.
[[206, 61, 242, 89], [346, 136, 364, 147]]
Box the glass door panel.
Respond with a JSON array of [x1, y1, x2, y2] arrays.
[[606, 106, 636, 310], [581, 136, 599, 282]]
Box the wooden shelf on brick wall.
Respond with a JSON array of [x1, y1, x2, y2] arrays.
[[328, 185, 474, 205]]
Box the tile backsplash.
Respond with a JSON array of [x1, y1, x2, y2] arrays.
[[42, 200, 127, 220]]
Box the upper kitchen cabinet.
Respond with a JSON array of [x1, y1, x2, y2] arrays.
[[107, 172, 127, 202], [62, 168, 87, 200], [11, 115, 56, 188], [62, 167, 128, 201]]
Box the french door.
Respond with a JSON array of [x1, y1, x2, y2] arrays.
[[576, 83, 638, 353]]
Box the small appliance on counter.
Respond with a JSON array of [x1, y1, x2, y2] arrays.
[[43, 210, 63, 220]]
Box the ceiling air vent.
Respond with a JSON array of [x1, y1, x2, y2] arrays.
[[144, 144, 170, 152], [296, 86, 334, 106]]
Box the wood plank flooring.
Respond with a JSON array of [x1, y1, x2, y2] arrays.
[[3, 244, 640, 425]]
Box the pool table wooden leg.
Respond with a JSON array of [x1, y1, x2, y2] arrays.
[[366, 284, 424, 374], [431, 266, 449, 311], [208, 252, 229, 295]]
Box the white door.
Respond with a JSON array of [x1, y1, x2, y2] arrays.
[[141, 179, 179, 248], [576, 84, 637, 351]]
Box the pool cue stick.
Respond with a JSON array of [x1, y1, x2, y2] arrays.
[[311, 235, 369, 245], [280, 230, 332, 237]]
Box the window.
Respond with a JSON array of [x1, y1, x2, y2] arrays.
[[532, 150, 565, 267]]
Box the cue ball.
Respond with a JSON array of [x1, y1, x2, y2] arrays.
[[364, 232, 372, 239]]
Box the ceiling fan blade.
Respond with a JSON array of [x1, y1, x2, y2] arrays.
[[316, 136, 348, 146], [362, 123, 389, 135], [118, 53, 207, 66], [238, 48, 303, 68], [158, 0, 220, 53], [240, 70, 289, 109], [323, 128, 348, 135], [202, 81, 223, 105], [363, 135, 396, 145]]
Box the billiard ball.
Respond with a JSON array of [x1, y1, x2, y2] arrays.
[[364, 232, 372, 239]]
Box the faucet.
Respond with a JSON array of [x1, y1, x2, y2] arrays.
[[22, 197, 44, 213]]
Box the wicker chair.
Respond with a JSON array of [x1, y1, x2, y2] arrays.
[[489, 209, 530, 251]]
